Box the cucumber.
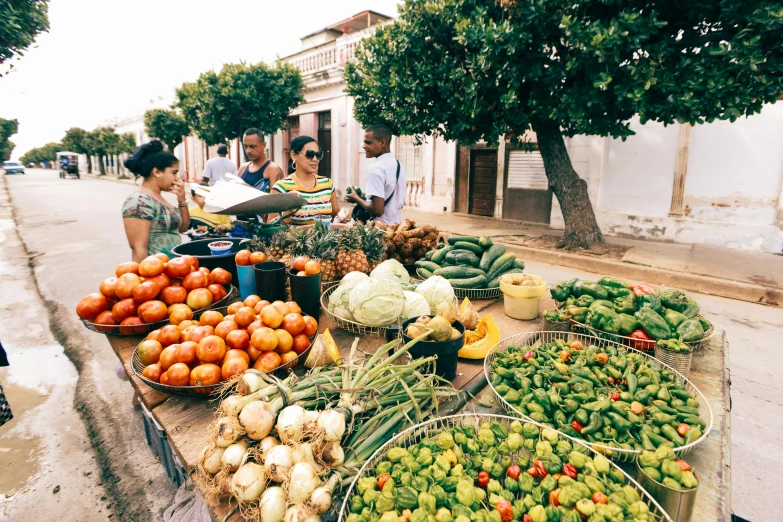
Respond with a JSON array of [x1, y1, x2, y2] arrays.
[[424, 250, 435, 260], [453, 241, 484, 256], [447, 235, 481, 245], [416, 268, 433, 279], [449, 274, 488, 289], [433, 266, 486, 279], [487, 253, 517, 280], [454, 252, 480, 267], [479, 244, 506, 272], [435, 242, 446, 249], [431, 245, 454, 265], [444, 249, 473, 264], [414, 260, 442, 272], [479, 236, 493, 249], [512, 259, 525, 271], [487, 268, 525, 288]]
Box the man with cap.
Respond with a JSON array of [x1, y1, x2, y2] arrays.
[[200, 144, 238, 186]]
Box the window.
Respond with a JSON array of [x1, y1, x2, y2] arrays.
[[318, 111, 331, 130], [287, 116, 301, 145], [397, 136, 423, 181], [506, 150, 548, 190]]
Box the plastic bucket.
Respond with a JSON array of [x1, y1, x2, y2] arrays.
[[171, 238, 244, 284], [499, 274, 547, 320], [401, 316, 464, 380], [255, 262, 287, 302], [288, 269, 322, 319], [236, 265, 257, 301], [208, 241, 233, 256], [637, 461, 698, 522]]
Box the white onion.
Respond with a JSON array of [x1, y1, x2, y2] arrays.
[[303, 410, 320, 431], [237, 370, 267, 396], [264, 444, 293, 482], [221, 394, 254, 417], [292, 442, 324, 474], [221, 439, 249, 472], [240, 400, 278, 440], [231, 462, 267, 502], [216, 416, 244, 447], [317, 410, 346, 442], [319, 441, 344, 468], [308, 475, 339, 514], [284, 506, 320, 522], [276, 405, 306, 444], [259, 486, 287, 522], [199, 445, 225, 475], [288, 462, 321, 503], [258, 436, 279, 463]]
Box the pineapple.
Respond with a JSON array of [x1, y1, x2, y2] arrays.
[[336, 226, 369, 276], [362, 225, 388, 271], [287, 227, 314, 258], [313, 229, 339, 282], [267, 231, 291, 263]]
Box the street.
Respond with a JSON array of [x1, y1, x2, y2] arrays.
[[0, 169, 781, 520]]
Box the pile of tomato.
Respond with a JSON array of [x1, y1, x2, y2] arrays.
[[75, 253, 232, 333], [137, 294, 318, 387]]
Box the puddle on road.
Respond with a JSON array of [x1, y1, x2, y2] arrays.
[[0, 380, 45, 498]]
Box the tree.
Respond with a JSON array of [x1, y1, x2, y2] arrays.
[[176, 61, 304, 145], [88, 127, 128, 175], [1, 0, 50, 76], [20, 141, 59, 166], [144, 108, 189, 152], [345, 0, 783, 250], [61, 127, 94, 172], [0, 117, 19, 161]]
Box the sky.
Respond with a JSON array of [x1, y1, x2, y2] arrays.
[[0, 0, 401, 159]]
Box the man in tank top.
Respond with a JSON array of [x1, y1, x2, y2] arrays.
[[238, 128, 284, 193]]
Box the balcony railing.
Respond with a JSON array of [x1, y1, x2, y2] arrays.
[[283, 27, 376, 77]]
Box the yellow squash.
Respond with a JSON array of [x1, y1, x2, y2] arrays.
[[458, 314, 500, 359]]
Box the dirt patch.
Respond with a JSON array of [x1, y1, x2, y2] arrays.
[[492, 234, 629, 260]]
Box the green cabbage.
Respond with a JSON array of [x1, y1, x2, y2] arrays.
[[401, 291, 431, 322], [349, 279, 405, 326], [371, 259, 410, 285], [328, 285, 355, 320], [416, 276, 455, 314], [339, 271, 370, 291]]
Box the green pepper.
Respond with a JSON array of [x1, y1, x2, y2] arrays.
[[663, 308, 687, 330], [657, 385, 672, 402], [567, 451, 589, 469], [581, 412, 603, 435], [504, 476, 519, 493], [587, 305, 621, 333], [589, 299, 615, 311], [490, 422, 509, 440], [681, 470, 698, 489], [651, 411, 676, 425], [490, 463, 505, 479], [394, 486, 419, 510], [550, 279, 577, 301], [659, 289, 689, 313], [612, 294, 636, 315], [533, 389, 552, 412], [661, 424, 686, 446], [662, 477, 682, 490], [685, 426, 702, 444], [697, 315, 711, 331], [527, 505, 547, 522], [562, 398, 579, 413], [658, 338, 691, 353], [582, 398, 610, 412], [408, 509, 429, 522], [613, 313, 638, 335], [416, 448, 433, 467], [598, 277, 630, 294], [638, 450, 660, 469], [507, 432, 522, 452], [575, 294, 595, 307], [682, 297, 700, 318], [565, 305, 589, 323], [518, 472, 534, 493], [626, 373, 638, 395], [441, 477, 460, 492], [682, 415, 707, 430], [573, 280, 609, 300], [430, 484, 447, 507], [634, 307, 671, 339], [478, 427, 496, 447], [642, 466, 662, 482], [636, 293, 662, 313], [677, 318, 705, 342], [544, 505, 562, 522], [606, 412, 631, 433], [379, 511, 399, 522], [629, 501, 650, 518], [553, 409, 567, 427], [455, 480, 475, 506]]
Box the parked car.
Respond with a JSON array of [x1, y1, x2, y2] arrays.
[[2, 161, 25, 175]]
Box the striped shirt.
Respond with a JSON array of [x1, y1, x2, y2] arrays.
[[272, 175, 334, 226]]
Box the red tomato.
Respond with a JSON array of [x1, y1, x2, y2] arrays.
[[76, 293, 109, 320], [166, 362, 191, 386], [222, 357, 249, 380], [477, 470, 490, 488], [190, 363, 221, 386]]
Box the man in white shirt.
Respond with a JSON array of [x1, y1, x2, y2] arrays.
[[347, 124, 407, 224], [200, 144, 238, 185]]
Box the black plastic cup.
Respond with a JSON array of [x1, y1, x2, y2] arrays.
[[255, 262, 287, 302], [402, 316, 465, 381], [288, 269, 322, 319]]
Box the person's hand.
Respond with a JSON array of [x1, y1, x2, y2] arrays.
[[170, 179, 186, 203], [346, 191, 361, 204], [215, 225, 227, 232]]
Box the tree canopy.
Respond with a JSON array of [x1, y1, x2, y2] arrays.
[[0, 117, 19, 161], [1, 0, 50, 76], [345, 0, 783, 248], [20, 141, 59, 165], [176, 61, 304, 145], [144, 108, 189, 152]]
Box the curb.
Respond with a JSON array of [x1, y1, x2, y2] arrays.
[[83, 173, 136, 185]]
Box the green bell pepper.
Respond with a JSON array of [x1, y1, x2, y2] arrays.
[[660, 289, 689, 313], [587, 305, 621, 333], [636, 293, 662, 313], [581, 412, 603, 435], [550, 278, 578, 302], [642, 466, 662, 482], [598, 276, 630, 294], [635, 307, 671, 339], [575, 294, 596, 307], [682, 297, 700, 318], [662, 477, 682, 490], [681, 470, 698, 489], [573, 280, 609, 300], [565, 305, 589, 323], [663, 308, 688, 330], [677, 318, 705, 342], [589, 299, 615, 311], [613, 294, 636, 315]]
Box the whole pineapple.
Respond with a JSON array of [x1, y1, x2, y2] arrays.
[[313, 229, 339, 282], [336, 226, 369, 276], [267, 231, 291, 263], [362, 225, 388, 271]]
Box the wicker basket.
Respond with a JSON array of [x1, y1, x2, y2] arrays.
[[654, 344, 693, 378], [541, 317, 571, 333], [338, 414, 673, 522], [484, 331, 714, 462]]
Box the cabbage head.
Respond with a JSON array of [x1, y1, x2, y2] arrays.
[[339, 271, 370, 292], [370, 259, 410, 286], [327, 285, 354, 320], [349, 279, 405, 326], [416, 276, 455, 314], [401, 291, 431, 322]]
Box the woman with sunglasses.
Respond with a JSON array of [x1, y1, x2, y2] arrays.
[[268, 136, 339, 225]]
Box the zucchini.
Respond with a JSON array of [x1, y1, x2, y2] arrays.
[[453, 241, 484, 256], [479, 236, 493, 249], [447, 235, 481, 245], [450, 274, 488, 289], [479, 244, 506, 272], [414, 260, 442, 272], [431, 245, 454, 265], [487, 253, 516, 280], [512, 259, 525, 271], [454, 252, 480, 267], [487, 268, 525, 288], [424, 250, 435, 260], [416, 268, 433, 279], [433, 266, 486, 279]]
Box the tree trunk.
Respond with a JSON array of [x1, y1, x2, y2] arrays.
[[98, 154, 106, 175], [85, 155, 92, 174], [532, 119, 605, 250]]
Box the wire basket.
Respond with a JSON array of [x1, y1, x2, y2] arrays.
[[484, 331, 713, 462], [80, 285, 239, 337], [654, 345, 693, 378], [338, 413, 673, 522], [320, 283, 390, 337], [453, 286, 502, 300]]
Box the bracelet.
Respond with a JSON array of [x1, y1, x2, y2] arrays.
[[178, 202, 188, 208]]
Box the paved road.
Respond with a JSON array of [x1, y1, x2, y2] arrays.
[[1, 169, 781, 520]]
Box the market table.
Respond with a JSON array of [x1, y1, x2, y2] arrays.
[[105, 295, 731, 522]]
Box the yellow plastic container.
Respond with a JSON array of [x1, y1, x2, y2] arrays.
[[499, 274, 547, 320]]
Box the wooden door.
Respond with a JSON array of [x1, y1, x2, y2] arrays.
[[318, 129, 332, 179], [468, 150, 497, 216]]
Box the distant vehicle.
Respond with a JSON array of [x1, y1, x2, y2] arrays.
[[57, 152, 80, 179], [2, 160, 25, 175]]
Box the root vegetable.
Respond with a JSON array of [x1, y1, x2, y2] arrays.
[[303, 410, 320, 432], [284, 505, 320, 522], [216, 416, 244, 447], [319, 441, 345, 468], [292, 442, 323, 474], [239, 400, 278, 440], [276, 405, 306, 444], [316, 409, 346, 442], [395, 219, 414, 234], [309, 475, 339, 514], [237, 370, 267, 396], [257, 436, 279, 462], [288, 462, 321, 503], [264, 444, 293, 482], [231, 462, 267, 502], [221, 439, 249, 472], [259, 487, 287, 522], [199, 445, 225, 475]]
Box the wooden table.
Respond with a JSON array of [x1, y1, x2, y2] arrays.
[[106, 295, 731, 521]]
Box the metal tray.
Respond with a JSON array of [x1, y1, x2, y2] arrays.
[[484, 331, 714, 462], [338, 414, 673, 522], [320, 283, 390, 337]]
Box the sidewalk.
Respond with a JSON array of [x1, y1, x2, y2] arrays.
[[88, 171, 782, 305]]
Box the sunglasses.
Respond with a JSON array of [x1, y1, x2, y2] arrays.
[[303, 150, 324, 160]]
